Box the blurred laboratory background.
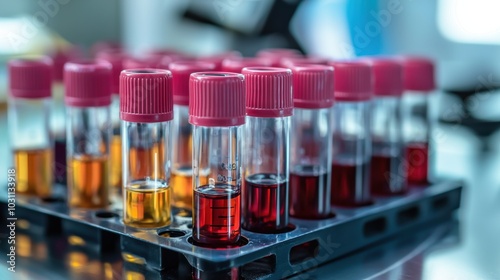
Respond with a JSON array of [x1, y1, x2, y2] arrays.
[[1, 0, 500, 279]]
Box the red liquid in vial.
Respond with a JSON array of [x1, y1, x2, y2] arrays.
[[405, 143, 428, 185], [193, 184, 241, 246], [54, 138, 67, 184], [370, 154, 407, 195], [290, 165, 332, 219], [243, 173, 288, 233], [331, 161, 371, 207]]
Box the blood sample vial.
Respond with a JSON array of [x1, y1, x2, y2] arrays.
[[121, 69, 173, 228], [242, 67, 292, 232], [96, 49, 127, 191], [289, 65, 335, 219], [221, 57, 272, 73], [169, 61, 216, 210], [329, 61, 373, 207], [365, 58, 407, 195], [401, 57, 435, 185], [190, 72, 245, 246], [65, 60, 112, 208], [8, 57, 53, 197]]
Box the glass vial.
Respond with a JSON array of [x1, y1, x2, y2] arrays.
[[366, 58, 406, 195], [401, 57, 435, 185], [8, 57, 53, 197], [96, 49, 127, 192], [169, 61, 216, 210], [65, 60, 112, 208], [290, 65, 335, 219], [242, 67, 292, 233], [121, 69, 173, 228], [329, 61, 373, 207], [190, 72, 245, 246]]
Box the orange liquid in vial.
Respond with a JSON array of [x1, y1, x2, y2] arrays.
[[68, 155, 109, 208], [14, 148, 52, 197], [110, 134, 122, 189], [124, 180, 171, 228], [171, 166, 208, 209], [129, 144, 165, 179]]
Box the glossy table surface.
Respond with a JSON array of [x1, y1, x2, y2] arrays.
[[1, 106, 500, 280]]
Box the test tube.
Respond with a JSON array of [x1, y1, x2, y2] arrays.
[[121, 69, 173, 228], [190, 72, 245, 245], [366, 58, 406, 195], [401, 57, 435, 185], [242, 67, 292, 233], [8, 57, 53, 197], [329, 61, 373, 207], [221, 57, 272, 73], [96, 49, 127, 191], [65, 60, 112, 208], [289, 65, 335, 219], [169, 61, 216, 210]]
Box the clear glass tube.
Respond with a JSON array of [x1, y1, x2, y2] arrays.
[[67, 106, 111, 208], [8, 97, 53, 197], [192, 125, 243, 245], [370, 96, 406, 194], [122, 121, 172, 228], [402, 92, 430, 185], [243, 116, 290, 232], [331, 101, 372, 206], [51, 81, 67, 184], [110, 94, 122, 190], [171, 105, 194, 210], [290, 108, 333, 219]]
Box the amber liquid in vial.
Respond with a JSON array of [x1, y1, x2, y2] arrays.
[[14, 148, 52, 197], [124, 180, 171, 228], [171, 166, 208, 210], [110, 134, 122, 189], [68, 155, 109, 208]]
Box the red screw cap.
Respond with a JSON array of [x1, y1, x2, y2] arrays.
[[292, 65, 334, 109], [242, 67, 293, 117], [400, 56, 435, 92], [120, 69, 173, 123], [189, 72, 245, 127], [169, 61, 217, 106], [8, 56, 53, 99], [329, 60, 372, 102], [96, 49, 128, 94], [64, 60, 112, 107], [362, 58, 403, 96]]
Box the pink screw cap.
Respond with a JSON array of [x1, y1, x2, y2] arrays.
[[189, 72, 245, 127], [49, 46, 84, 82], [96, 49, 128, 94], [8, 57, 53, 99], [120, 69, 173, 123], [400, 56, 435, 92], [363, 58, 403, 96], [222, 57, 273, 73], [64, 60, 112, 107], [329, 60, 372, 102], [169, 61, 217, 106], [243, 67, 293, 117], [292, 65, 334, 109]]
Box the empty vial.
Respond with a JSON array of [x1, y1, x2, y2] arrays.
[[329, 61, 373, 207], [121, 69, 173, 228], [8, 57, 53, 197]]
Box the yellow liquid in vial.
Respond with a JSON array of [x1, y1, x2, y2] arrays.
[[14, 148, 52, 197], [124, 181, 171, 228], [110, 135, 122, 189], [68, 155, 109, 208]]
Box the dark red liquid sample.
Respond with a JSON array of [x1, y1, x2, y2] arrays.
[[331, 161, 371, 207], [405, 143, 428, 185], [54, 138, 67, 184], [370, 154, 407, 195], [243, 173, 288, 233], [193, 184, 241, 246], [290, 165, 332, 219]]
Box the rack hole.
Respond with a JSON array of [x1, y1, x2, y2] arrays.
[[158, 230, 185, 238], [242, 254, 276, 278], [41, 196, 65, 203], [432, 196, 449, 211], [188, 236, 249, 249], [95, 211, 118, 219], [289, 240, 319, 265], [363, 217, 387, 237], [397, 206, 420, 226]]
